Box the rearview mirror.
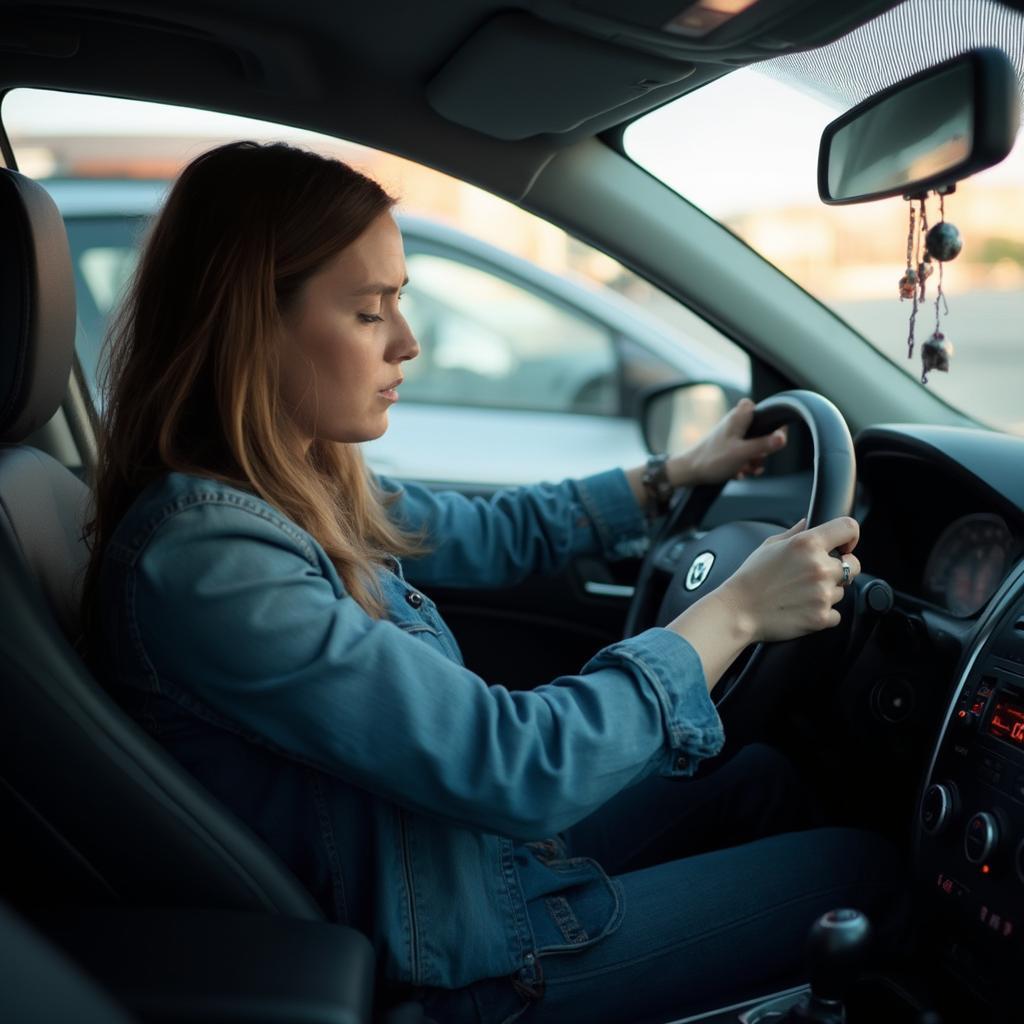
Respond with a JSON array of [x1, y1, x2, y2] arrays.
[[641, 381, 735, 455], [819, 47, 1020, 205]]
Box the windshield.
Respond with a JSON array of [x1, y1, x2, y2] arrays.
[[624, 0, 1024, 435]]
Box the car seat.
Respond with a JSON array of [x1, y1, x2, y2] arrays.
[[0, 166, 326, 918]]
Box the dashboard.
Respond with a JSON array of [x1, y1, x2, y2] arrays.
[[852, 425, 1024, 1018]]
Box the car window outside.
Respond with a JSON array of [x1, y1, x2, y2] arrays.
[[3, 87, 750, 482]]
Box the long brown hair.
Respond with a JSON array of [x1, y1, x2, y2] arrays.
[[80, 141, 431, 663]]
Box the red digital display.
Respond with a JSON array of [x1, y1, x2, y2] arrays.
[[988, 700, 1024, 747]]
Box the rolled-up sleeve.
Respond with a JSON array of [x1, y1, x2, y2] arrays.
[[378, 467, 649, 589], [580, 627, 725, 778], [132, 501, 723, 842]]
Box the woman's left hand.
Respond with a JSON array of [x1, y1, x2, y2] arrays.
[[674, 397, 788, 487]]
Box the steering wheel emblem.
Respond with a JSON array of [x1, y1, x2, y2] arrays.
[[685, 551, 716, 591]]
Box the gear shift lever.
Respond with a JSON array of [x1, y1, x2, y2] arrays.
[[784, 909, 871, 1023]]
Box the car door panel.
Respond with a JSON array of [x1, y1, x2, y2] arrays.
[[393, 478, 634, 687]]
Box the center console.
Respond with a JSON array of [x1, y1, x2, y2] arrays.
[[915, 562, 1024, 1014]]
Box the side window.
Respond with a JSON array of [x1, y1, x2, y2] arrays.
[[400, 252, 619, 416], [4, 87, 751, 484]]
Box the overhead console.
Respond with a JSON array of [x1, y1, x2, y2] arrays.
[[542, 0, 898, 60], [426, 0, 901, 139]]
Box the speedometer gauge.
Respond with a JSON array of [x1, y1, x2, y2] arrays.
[[922, 514, 1015, 617]]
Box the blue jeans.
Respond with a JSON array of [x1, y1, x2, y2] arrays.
[[412, 744, 909, 1024]]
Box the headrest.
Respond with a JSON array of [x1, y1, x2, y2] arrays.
[[0, 169, 77, 443]]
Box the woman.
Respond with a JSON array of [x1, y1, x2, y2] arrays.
[[82, 141, 903, 1024]]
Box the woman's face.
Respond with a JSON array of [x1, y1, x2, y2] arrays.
[[279, 211, 419, 446]]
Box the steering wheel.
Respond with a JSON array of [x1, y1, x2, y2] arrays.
[[623, 390, 857, 740]]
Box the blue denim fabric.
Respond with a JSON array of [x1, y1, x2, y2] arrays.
[[414, 746, 909, 1024], [98, 467, 725, 990]]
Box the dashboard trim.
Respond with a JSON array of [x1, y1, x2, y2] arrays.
[[857, 426, 1024, 513]]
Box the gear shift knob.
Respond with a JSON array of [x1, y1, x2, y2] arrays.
[[782, 909, 872, 1023], [806, 908, 872, 1002]]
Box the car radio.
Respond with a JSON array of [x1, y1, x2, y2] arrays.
[[916, 574, 1024, 1001]]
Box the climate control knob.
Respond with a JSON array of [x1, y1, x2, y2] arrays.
[[964, 812, 999, 865], [921, 783, 955, 836]]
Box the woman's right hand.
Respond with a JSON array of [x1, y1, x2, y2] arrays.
[[718, 516, 861, 643], [665, 516, 861, 693]]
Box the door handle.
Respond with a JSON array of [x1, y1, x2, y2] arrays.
[[582, 581, 635, 599]]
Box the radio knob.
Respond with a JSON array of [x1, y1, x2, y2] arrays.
[[921, 783, 956, 836], [964, 812, 999, 865]]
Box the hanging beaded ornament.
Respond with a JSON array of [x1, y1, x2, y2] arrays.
[[899, 188, 960, 384]]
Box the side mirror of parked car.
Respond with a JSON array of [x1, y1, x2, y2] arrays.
[[640, 380, 739, 455]]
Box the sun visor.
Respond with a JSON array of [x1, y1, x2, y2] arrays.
[[427, 12, 694, 141]]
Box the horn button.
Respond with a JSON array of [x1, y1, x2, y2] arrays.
[[655, 521, 781, 626]]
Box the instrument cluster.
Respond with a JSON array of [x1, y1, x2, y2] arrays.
[[922, 514, 1021, 618]]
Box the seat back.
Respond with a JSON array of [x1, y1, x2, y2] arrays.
[[0, 446, 90, 641], [0, 166, 322, 920]]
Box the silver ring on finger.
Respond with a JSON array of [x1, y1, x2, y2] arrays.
[[839, 560, 852, 587]]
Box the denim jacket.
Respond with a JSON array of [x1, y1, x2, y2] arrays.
[[98, 466, 725, 991]]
